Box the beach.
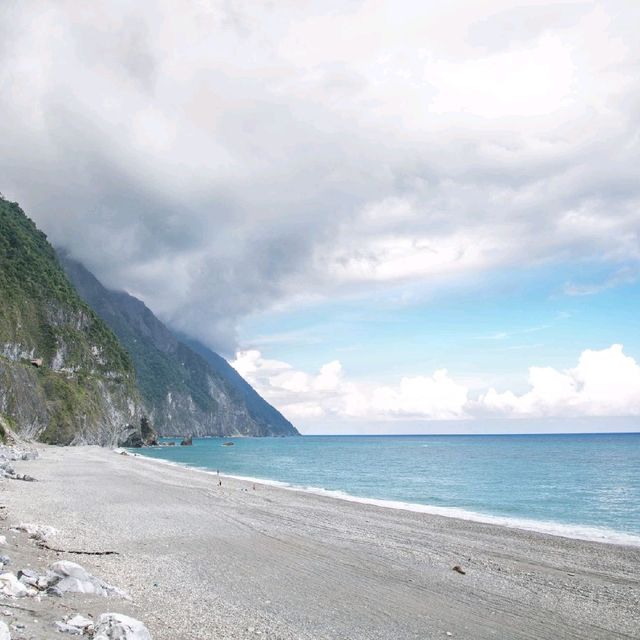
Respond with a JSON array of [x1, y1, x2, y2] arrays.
[[2, 446, 639, 639]]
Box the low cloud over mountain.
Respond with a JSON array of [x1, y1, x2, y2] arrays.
[[1, 1, 639, 354]]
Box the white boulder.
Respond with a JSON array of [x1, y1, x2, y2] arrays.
[[94, 613, 152, 640], [47, 561, 128, 598], [0, 572, 35, 598], [0, 620, 10, 640], [67, 615, 94, 629], [12, 523, 56, 541], [55, 621, 82, 635], [55, 614, 94, 635]]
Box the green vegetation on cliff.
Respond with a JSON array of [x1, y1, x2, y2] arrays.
[[0, 196, 140, 444], [61, 256, 299, 437], [0, 194, 294, 442], [0, 198, 132, 373]]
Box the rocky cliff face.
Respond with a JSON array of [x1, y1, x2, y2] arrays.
[[60, 256, 299, 437], [0, 197, 143, 445]]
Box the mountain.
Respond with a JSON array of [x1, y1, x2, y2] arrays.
[[177, 333, 295, 435], [60, 256, 299, 437], [0, 196, 143, 445]]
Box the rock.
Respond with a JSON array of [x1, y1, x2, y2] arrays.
[[140, 417, 158, 446], [0, 537, 6, 547], [67, 615, 94, 630], [17, 568, 40, 588], [0, 572, 35, 598], [180, 436, 193, 446], [0, 462, 36, 481], [55, 615, 94, 635], [46, 561, 128, 598], [120, 432, 143, 448], [94, 613, 152, 640], [0, 557, 9, 567], [55, 621, 83, 635], [13, 473, 36, 482], [0, 621, 9, 640], [12, 523, 56, 541], [452, 565, 466, 575], [0, 447, 38, 463], [46, 585, 63, 598]]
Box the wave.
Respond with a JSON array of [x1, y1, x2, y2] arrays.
[[129, 451, 640, 548]]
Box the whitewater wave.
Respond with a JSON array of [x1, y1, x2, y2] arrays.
[[129, 451, 640, 547]]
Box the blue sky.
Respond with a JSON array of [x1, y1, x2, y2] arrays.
[[240, 260, 640, 391], [230, 250, 640, 431]]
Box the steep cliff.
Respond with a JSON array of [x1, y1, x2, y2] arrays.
[[60, 256, 298, 437], [0, 197, 142, 445]]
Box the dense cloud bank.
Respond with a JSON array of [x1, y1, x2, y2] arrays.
[[1, 1, 639, 353], [232, 344, 640, 423]]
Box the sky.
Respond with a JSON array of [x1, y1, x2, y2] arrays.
[[1, 0, 639, 433]]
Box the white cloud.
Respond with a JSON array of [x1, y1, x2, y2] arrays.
[[368, 371, 469, 419], [480, 344, 640, 417], [233, 345, 640, 426]]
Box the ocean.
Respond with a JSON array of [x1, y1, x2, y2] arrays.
[[135, 432, 640, 545]]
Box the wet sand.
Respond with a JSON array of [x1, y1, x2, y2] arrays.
[[2, 445, 639, 639]]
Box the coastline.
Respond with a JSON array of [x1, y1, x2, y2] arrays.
[[3, 445, 640, 639], [133, 448, 640, 548]]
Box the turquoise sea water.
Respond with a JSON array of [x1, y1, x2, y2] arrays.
[[136, 433, 640, 545]]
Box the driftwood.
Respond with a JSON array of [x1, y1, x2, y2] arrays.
[[0, 602, 38, 615], [36, 541, 119, 556]]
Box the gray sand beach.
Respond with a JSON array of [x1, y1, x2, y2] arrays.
[[2, 445, 639, 639]]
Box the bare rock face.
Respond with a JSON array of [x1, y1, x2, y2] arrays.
[[120, 430, 144, 448], [120, 417, 158, 448], [60, 255, 299, 438], [0, 197, 143, 446]]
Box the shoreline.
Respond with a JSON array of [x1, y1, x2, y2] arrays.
[[4, 444, 640, 639], [131, 449, 640, 548]]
